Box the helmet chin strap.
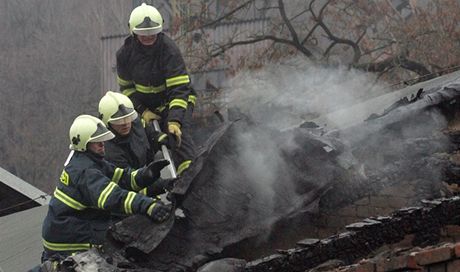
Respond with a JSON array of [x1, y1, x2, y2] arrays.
[[64, 151, 74, 166]]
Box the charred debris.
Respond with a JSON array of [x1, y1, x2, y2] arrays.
[[55, 81, 460, 271]]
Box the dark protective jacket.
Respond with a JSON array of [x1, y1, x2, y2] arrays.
[[42, 151, 156, 253], [105, 118, 153, 169], [116, 33, 196, 125]]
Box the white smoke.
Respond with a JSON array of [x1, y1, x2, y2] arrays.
[[213, 59, 392, 229], [226, 58, 388, 130], [209, 58, 453, 252]]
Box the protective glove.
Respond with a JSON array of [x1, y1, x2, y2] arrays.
[[146, 200, 172, 222], [168, 121, 182, 148], [137, 160, 170, 186], [142, 178, 176, 196], [142, 109, 161, 123], [155, 178, 176, 192]]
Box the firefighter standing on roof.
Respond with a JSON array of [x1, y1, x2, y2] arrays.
[[116, 3, 196, 177]]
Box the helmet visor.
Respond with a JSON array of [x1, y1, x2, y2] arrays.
[[133, 27, 161, 36], [132, 16, 162, 36], [88, 123, 115, 143], [89, 131, 115, 143], [109, 111, 138, 125]]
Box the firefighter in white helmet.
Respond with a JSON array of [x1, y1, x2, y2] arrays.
[[98, 91, 174, 195], [116, 2, 196, 177]]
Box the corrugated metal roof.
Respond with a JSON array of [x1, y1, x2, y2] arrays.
[[0, 205, 48, 272], [0, 167, 50, 206], [310, 70, 460, 130]]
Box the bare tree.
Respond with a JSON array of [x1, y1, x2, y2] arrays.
[[172, 0, 460, 86]]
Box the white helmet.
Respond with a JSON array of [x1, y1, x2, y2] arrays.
[[129, 3, 163, 36], [69, 115, 115, 151], [98, 91, 138, 126]]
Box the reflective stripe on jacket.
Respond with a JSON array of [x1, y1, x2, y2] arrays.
[[42, 151, 155, 252], [116, 33, 196, 125]]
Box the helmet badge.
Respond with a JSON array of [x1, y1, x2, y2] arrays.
[[136, 16, 160, 29], [72, 134, 81, 146]]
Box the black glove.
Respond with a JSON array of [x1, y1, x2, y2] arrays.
[[152, 130, 178, 151], [152, 131, 170, 151], [137, 160, 170, 185], [156, 178, 176, 191], [145, 178, 176, 196], [146, 201, 172, 222], [167, 132, 179, 150]]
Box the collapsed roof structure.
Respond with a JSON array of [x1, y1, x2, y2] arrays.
[[35, 71, 460, 271]]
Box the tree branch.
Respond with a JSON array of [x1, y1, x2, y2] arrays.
[[301, 0, 330, 45], [278, 0, 301, 47], [272, 0, 313, 57], [199, 0, 255, 29], [309, 0, 361, 64], [209, 35, 308, 58], [356, 55, 432, 77]]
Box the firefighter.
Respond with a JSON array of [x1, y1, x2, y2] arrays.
[[98, 90, 173, 195], [99, 90, 163, 169], [40, 115, 172, 263], [116, 2, 196, 177]]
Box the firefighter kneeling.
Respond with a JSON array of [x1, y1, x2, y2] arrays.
[[39, 115, 172, 267]]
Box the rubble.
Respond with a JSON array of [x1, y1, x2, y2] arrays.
[[51, 82, 460, 271], [245, 196, 460, 271]]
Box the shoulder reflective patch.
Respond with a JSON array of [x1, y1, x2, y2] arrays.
[[60, 170, 70, 186]]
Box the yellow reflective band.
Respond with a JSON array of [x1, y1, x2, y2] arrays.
[[135, 83, 166, 94], [60, 170, 70, 186], [169, 98, 188, 109], [124, 191, 136, 214], [122, 88, 137, 97], [177, 160, 192, 176], [43, 239, 91, 252], [140, 187, 148, 195], [166, 75, 190, 87], [97, 182, 117, 209], [188, 95, 196, 105], [158, 133, 167, 142], [155, 105, 166, 112], [130, 170, 141, 191], [147, 202, 156, 215], [117, 75, 133, 86], [54, 188, 87, 210], [112, 168, 123, 184]]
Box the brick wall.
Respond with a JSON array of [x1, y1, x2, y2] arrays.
[[245, 196, 460, 272], [305, 181, 419, 239], [338, 242, 460, 272]]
